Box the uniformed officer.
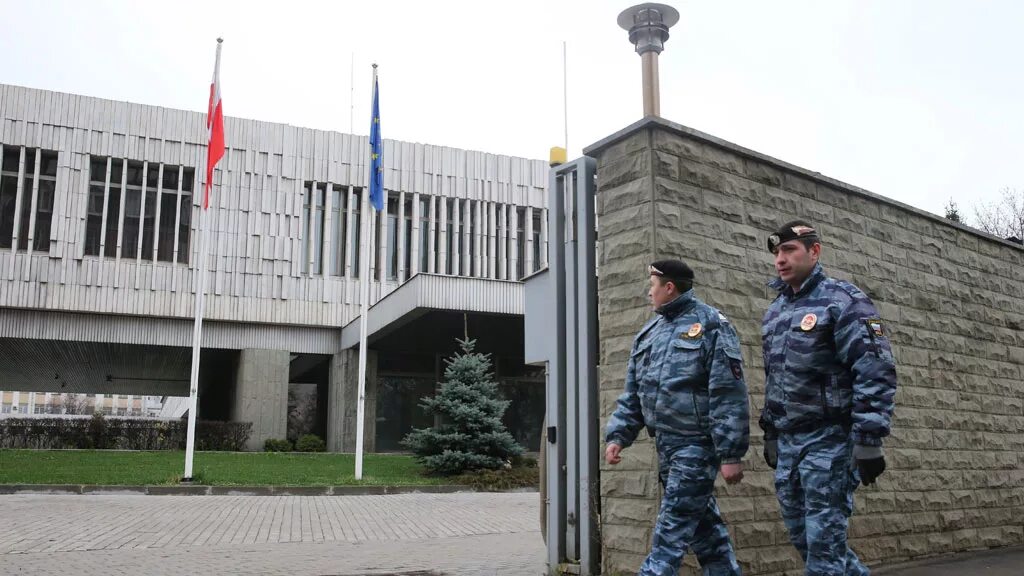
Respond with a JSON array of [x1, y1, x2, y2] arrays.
[[605, 259, 750, 576], [759, 221, 897, 576]]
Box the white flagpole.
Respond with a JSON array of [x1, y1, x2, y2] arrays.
[[184, 39, 222, 482], [355, 64, 378, 480]]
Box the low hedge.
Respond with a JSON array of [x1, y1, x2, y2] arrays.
[[0, 414, 252, 451]]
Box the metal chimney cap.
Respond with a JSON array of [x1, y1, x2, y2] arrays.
[[617, 3, 680, 55]]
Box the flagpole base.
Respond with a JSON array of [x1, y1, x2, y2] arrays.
[[180, 478, 195, 485]]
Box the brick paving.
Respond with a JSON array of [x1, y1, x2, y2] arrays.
[[0, 492, 546, 575]]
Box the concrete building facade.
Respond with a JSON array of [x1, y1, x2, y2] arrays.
[[0, 391, 161, 416], [0, 83, 548, 452]]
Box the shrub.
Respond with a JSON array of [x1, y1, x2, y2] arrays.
[[294, 434, 326, 453], [88, 412, 110, 449], [264, 438, 293, 452], [453, 466, 539, 491], [0, 418, 253, 451]]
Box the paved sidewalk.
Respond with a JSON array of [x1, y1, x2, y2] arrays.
[[874, 545, 1024, 576], [0, 492, 545, 575]]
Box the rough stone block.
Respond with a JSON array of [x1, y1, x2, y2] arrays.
[[600, 176, 652, 215], [600, 130, 650, 162], [700, 144, 744, 175], [782, 172, 818, 198], [734, 521, 776, 547], [602, 522, 652, 555], [742, 158, 784, 186], [652, 130, 702, 161], [653, 150, 680, 181], [604, 227, 651, 262], [601, 470, 657, 498], [605, 496, 659, 525], [854, 535, 900, 563], [599, 150, 649, 190], [600, 204, 651, 239], [702, 191, 746, 223], [654, 176, 703, 210]]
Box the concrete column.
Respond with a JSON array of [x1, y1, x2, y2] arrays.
[[232, 349, 289, 451], [327, 348, 378, 453]]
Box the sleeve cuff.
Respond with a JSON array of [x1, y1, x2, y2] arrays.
[[606, 434, 630, 448], [720, 457, 742, 465]]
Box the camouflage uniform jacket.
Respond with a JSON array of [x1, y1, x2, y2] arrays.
[[606, 291, 750, 464], [759, 264, 897, 447]]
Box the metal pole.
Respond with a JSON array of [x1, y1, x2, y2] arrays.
[[642, 51, 659, 117], [184, 180, 210, 480], [355, 64, 378, 480], [575, 157, 600, 575], [184, 38, 222, 482], [563, 40, 569, 152], [546, 163, 568, 570]]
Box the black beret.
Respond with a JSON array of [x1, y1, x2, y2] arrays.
[[767, 220, 820, 252], [649, 259, 694, 281]]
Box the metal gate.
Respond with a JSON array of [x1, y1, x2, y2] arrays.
[[524, 156, 600, 575]]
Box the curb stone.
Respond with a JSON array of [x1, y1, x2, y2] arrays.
[[0, 483, 539, 496]]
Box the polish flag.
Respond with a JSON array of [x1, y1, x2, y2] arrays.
[[204, 40, 225, 209]]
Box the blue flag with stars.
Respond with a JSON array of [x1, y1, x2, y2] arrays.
[[369, 76, 384, 211]]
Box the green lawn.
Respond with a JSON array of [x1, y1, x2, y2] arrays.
[[0, 450, 447, 486]]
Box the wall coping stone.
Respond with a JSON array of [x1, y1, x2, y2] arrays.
[[583, 116, 1023, 252]]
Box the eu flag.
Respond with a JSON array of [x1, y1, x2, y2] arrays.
[[369, 76, 384, 211]]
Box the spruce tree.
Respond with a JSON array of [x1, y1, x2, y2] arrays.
[[402, 337, 524, 475]]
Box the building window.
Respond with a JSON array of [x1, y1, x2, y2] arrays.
[[386, 195, 399, 280], [448, 199, 459, 276], [532, 210, 543, 275], [349, 188, 362, 278], [0, 146, 58, 252], [468, 202, 477, 276], [419, 197, 430, 273], [121, 162, 146, 258], [403, 196, 414, 276], [329, 186, 346, 277], [84, 157, 193, 263], [302, 182, 326, 275], [516, 207, 526, 279]]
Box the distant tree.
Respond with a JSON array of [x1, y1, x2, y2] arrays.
[[974, 188, 1024, 241], [61, 394, 90, 415], [944, 199, 962, 223]]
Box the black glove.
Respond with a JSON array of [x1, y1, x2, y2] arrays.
[[763, 438, 778, 469], [852, 445, 886, 486]]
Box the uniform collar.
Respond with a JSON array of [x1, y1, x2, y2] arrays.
[[769, 263, 826, 298], [655, 290, 696, 319]]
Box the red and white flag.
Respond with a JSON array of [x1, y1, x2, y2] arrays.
[[204, 40, 225, 209]]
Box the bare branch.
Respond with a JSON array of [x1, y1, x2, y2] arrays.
[[973, 187, 1024, 241]]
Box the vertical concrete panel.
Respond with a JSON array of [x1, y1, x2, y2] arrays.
[[232, 348, 288, 451], [327, 348, 377, 453]]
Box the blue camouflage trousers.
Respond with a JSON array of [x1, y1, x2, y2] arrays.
[[638, 437, 742, 576], [775, 424, 869, 576]]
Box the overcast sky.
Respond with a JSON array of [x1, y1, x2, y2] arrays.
[[1, 0, 1020, 219]]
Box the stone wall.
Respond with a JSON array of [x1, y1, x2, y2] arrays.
[[585, 117, 1024, 575]]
